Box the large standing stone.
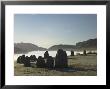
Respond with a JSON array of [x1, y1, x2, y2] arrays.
[[17, 56, 22, 63], [44, 51, 49, 59], [23, 56, 31, 67], [63, 51, 68, 67], [21, 55, 26, 64], [55, 49, 68, 68], [17, 55, 25, 64], [71, 50, 74, 56], [36, 56, 45, 68], [29, 55, 37, 67], [30, 55, 37, 62], [46, 56, 54, 68], [83, 50, 87, 56]]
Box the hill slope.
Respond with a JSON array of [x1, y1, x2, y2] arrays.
[[14, 38, 97, 53], [76, 38, 97, 49], [48, 44, 76, 51], [14, 43, 47, 54], [48, 38, 97, 51]]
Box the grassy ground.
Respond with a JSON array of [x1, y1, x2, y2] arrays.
[[14, 54, 97, 76]]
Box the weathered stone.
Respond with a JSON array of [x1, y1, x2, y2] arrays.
[[71, 50, 74, 56], [17, 55, 25, 64], [83, 50, 87, 56], [17, 56, 22, 63], [36, 56, 45, 68], [23, 56, 31, 67], [63, 51, 68, 67], [44, 51, 49, 59], [55, 49, 68, 68], [46, 56, 54, 68], [30, 55, 37, 62]]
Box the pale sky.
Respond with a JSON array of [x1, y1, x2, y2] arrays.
[[14, 14, 97, 48]]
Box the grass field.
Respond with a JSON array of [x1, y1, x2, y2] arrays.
[[14, 54, 97, 76]]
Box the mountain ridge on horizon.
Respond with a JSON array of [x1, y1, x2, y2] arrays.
[[14, 38, 97, 54]]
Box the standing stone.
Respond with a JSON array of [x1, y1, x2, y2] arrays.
[[44, 51, 49, 59], [71, 50, 74, 56], [17, 56, 22, 63], [23, 56, 31, 67], [36, 56, 45, 68], [30, 55, 37, 62], [17, 55, 25, 64], [46, 56, 54, 68], [21, 55, 26, 64], [63, 51, 68, 67], [83, 50, 87, 56], [55, 49, 68, 68]]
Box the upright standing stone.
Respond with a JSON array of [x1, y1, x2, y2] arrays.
[[71, 50, 74, 56], [55, 49, 68, 68], [83, 50, 87, 56], [17, 55, 25, 64], [22, 55, 26, 64], [44, 51, 49, 59], [46, 56, 54, 68], [63, 51, 68, 67], [36, 56, 45, 68], [17, 56, 22, 63], [23, 56, 31, 67], [30, 55, 37, 62]]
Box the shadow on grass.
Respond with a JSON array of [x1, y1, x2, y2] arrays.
[[47, 66, 97, 72]]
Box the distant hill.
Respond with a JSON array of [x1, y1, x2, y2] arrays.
[[14, 38, 97, 53], [14, 46, 27, 54], [76, 38, 97, 49], [48, 44, 76, 51], [48, 38, 97, 51], [14, 43, 47, 54]]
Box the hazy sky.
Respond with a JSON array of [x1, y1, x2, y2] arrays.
[[14, 14, 97, 48]]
